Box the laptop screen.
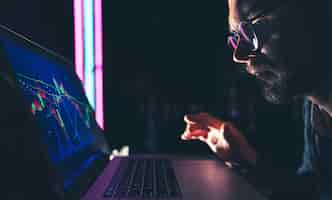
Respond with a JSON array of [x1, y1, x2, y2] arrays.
[[0, 27, 104, 190]]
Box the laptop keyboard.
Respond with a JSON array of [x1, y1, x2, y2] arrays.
[[104, 159, 182, 199]]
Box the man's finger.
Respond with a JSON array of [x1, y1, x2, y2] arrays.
[[181, 129, 208, 140], [186, 113, 224, 130], [184, 115, 198, 124], [198, 136, 207, 142], [189, 123, 209, 132], [181, 134, 200, 141], [184, 113, 207, 125]]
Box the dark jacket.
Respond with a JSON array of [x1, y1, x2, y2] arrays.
[[252, 99, 332, 200], [299, 99, 332, 199]]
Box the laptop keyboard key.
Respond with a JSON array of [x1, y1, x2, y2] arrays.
[[103, 158, 182, 199]]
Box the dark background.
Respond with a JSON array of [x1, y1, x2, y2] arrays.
[[0, 0, 304, 164]]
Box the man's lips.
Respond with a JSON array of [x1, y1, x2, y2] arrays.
[[247, 55, 278, 76], [255, 71, 277, 84], [246, 61, 281, 86], [239, 53, 285, 87]]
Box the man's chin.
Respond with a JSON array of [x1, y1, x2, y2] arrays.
[[262, 85, 292, 104]]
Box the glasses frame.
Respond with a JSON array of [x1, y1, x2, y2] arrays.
[[227, 1, 290, 53]]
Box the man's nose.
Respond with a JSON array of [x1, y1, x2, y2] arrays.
[[232, 40, 252, 64]]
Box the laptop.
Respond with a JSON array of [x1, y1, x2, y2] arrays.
[[0, 25, 266, 200]]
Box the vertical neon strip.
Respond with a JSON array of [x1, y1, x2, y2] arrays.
[[74, 0, 84, 82], [94, 0, 103, 68], [94, 0, 104, 129], [84, 0, 95, 109], [95, 69, 104, 129]]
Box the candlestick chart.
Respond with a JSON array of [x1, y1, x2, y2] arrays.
[[16, 73, 95, 163]]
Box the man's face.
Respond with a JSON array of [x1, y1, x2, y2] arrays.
[[228, 0, 319, 104]]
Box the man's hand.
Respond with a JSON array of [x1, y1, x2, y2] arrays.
[[181, 112, 257, 166]]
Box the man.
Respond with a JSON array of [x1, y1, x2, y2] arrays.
[[181, 0, 332, 199]]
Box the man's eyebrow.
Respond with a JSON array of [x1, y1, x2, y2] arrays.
[[248, 0, 290, 21], [248, 12, 266, 22]]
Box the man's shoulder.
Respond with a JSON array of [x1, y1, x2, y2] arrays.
[[312, 104, 332, 138]]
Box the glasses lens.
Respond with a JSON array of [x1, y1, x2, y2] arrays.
[[227, 35, 239, 50], [239, 22, 259, 51]]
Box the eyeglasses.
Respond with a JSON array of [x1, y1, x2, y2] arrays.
[[227, 1, 290, 54], [227, 22, 259, 52]]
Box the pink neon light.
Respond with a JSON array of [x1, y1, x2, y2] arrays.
[[74, 0, 84, 82], [94, 0, 103, 67], [95, 67, 104, 129], [94, 0, 104, 129]]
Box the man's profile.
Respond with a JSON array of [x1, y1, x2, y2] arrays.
[[181, 0, 332, 199]]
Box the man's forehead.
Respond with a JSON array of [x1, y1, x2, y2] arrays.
[[228, 0, 283, 31]]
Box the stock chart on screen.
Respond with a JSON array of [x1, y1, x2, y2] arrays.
[[0, 34, 101, 189]]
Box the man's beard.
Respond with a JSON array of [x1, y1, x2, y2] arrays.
[[260, 70, 318, 104], [248, 54, 326, 104], [260, 80, 290, 104], [259, 72, 298, 104], [263, 85, 291, 104]]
